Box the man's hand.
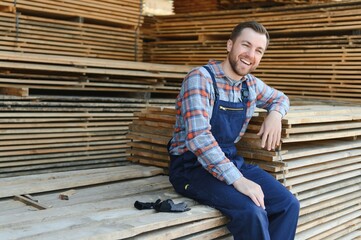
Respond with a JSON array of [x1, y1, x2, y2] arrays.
[[257, 111, 282, 151], [233, 176, 265, 209]]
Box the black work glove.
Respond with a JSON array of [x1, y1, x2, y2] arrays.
[[154, 199, 190, 212], [134, 199, 161, 210]]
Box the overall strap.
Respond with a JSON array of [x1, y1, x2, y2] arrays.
[[203, 65, 219, 99]]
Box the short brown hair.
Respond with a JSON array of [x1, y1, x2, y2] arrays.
[[230, 21, 270, 48]]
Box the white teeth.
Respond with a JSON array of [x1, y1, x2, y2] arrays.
[[241, 59, 250, 65]]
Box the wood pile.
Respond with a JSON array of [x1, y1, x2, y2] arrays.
[[173, 0, 219, 14], [0, 95, 173, 177], [0, 11, 142, 61], [145, 1, 361, 103], [0, 51, 191, 96], [0, 0, 143, 27], [172, 0, 335, 13], [0, 1, 143, 61], [0, 164, 233, 239], [0, 0, 191, 179], [127, 107, 175, 169], [238, 105, 361, 239], [127, 105, 361, 239], [151, 1, 361, 39]]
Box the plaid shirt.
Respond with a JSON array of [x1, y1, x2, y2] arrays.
[[169, 60, 289, 185]]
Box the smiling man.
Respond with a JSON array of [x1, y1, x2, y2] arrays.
[[167, 21, 300, 240]]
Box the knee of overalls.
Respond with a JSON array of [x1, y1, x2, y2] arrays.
[[226, 204, 269, 240]]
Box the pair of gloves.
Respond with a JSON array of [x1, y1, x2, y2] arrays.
[[134, 199, 190, 212]]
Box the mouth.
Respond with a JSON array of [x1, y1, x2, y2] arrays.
[[240, 58, 251, 66]]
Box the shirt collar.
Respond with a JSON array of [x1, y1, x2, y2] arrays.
[[208, 59, 248, 85]]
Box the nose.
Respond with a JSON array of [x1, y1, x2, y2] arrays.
[[246, 48, 255, 59]]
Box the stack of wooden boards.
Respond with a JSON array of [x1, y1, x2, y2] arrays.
[[239, 105, 361, 239], [127, 107, 175, 169], [0, 0, 143, 60], [172, 0, 328, 13], [127, 105, 361, 239], [173, 0, 219, 14], [0, 95, 175, 177], [0, 0, 192, 178], [146, 0, 361, 103], [0, 51, 191, 96], [0, 164, 232, 239]]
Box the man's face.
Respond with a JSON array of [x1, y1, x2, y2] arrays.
[[227, 28, 267, 78]]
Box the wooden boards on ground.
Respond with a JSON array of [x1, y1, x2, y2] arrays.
[[0, 164, 232, 239]]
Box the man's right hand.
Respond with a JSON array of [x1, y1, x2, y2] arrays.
[[233, 176, 265, 209]]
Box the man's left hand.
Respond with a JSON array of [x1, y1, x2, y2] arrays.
[[257, 111, 282, 151]]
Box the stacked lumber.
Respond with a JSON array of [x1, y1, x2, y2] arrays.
[[127, 105, 361, 239], [0, 51, 191, 97], [0, 95, 174, 177], [255, 35, 361, 102], [0, 164, 232, 239], [127, 107, 174, 169], [145, 1, 361, 103], [173, 0, 219, 14], [237, 105, 361, 239], [0, 0, 143, 27], [0, 11, 143, 61], [218, 0, 344, 9], [150, 1, 361, 40], [173, 0, 333, 13]]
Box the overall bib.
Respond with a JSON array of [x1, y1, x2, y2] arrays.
[[168, 66, 299, 240]]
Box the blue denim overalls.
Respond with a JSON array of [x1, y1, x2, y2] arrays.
[[168, 66, 299, 240]]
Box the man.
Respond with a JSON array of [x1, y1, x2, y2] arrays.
[[167, 21, 300, 239]]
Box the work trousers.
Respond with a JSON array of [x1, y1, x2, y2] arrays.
[[173, 163, 300, 240]]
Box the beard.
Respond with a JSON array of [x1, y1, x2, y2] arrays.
[[228, 52, 257, 78]]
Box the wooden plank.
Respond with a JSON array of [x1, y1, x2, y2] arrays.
[[276, 156, 361, 180], [34, 175, 173, 208], [0, 204, 222, 240], [177, 226, 231, 240], [0, 165, 164, 198], [0, 87, 28, 96], [133, 216, 229, 240], [1, 0, 143, 27], [298, 198, 361, 230], [13, 194, 50, 210], [290, 169, 361, 194], [295, 210, 361, 240], [296, 177, 361, 202], [316, 221, 361, 240]]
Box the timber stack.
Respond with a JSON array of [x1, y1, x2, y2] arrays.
[[0, 0, 189, 176], [145, 0, 361, 103], [127, 105, 361, 239]]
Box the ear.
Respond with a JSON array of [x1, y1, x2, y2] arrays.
[[226, 39, 233, 53]]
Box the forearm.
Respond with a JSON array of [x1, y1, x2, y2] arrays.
[[186, 132, 242, 185]]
